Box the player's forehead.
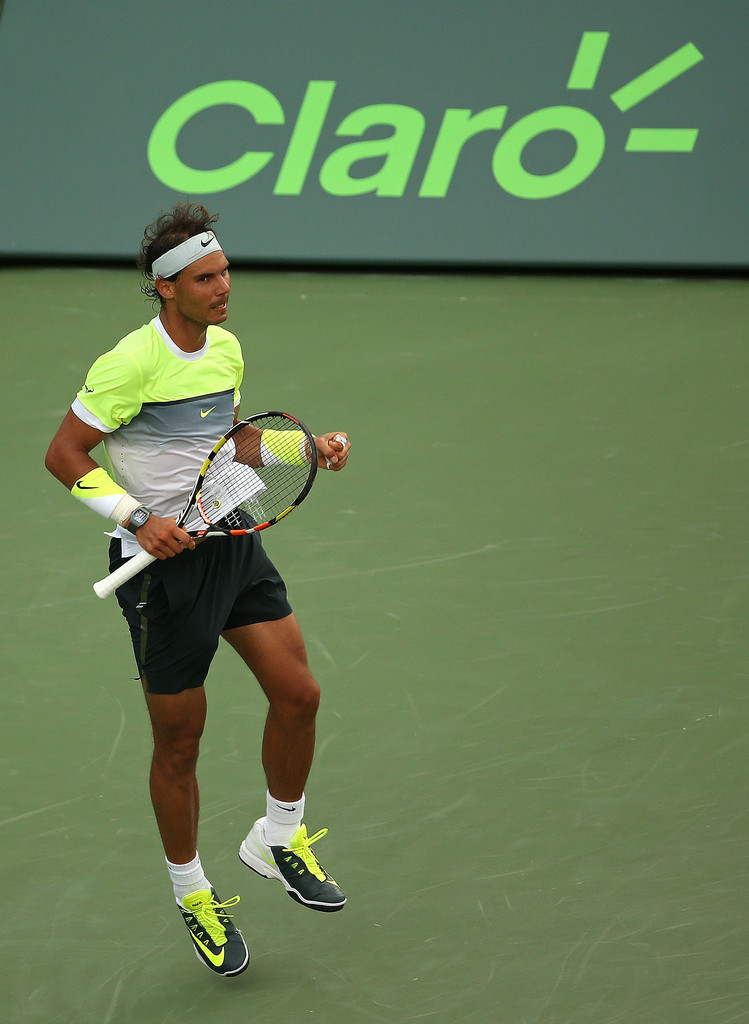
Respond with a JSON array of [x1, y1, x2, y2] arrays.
[[181, 249, 229, 279]]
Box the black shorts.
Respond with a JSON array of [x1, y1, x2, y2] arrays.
[[109, 534, 293, 695]]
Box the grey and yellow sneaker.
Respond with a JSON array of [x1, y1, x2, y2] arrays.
[[178, 889, 249, 976], [239, 820, 346, 912]]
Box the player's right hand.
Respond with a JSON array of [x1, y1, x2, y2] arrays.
[[135, 515, 195, 558]]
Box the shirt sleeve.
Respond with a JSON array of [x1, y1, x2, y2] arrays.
[[74, 348, 144, 432], [234, 350, 244, 408]]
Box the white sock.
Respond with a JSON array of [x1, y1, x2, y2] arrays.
[[262, 790, 305, 847], [166, 853, 211, 905]]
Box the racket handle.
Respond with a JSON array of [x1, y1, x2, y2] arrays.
[[93, 547, 157, 599]]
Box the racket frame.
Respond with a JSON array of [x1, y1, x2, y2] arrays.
[[92, 411, 317, 599]]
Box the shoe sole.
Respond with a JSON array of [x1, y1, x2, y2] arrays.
[[238, 842, 346, 913]]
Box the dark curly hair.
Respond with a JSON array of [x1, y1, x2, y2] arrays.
[[138, 202, 220, 302]]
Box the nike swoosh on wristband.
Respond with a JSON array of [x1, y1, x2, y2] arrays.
[[189, 931, 225, 967], [74, 482, 98, 490]]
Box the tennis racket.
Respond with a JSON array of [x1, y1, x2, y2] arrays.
[[93, 411, 319, 599]]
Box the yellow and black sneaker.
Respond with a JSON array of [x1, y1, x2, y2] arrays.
[[178, 889, 249, 977], [239, 820, 346, 913]]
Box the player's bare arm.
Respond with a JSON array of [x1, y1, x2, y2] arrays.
[[233, 408, 350, 471], [45, 408, 108, 489], [45, 409, 193, 559]]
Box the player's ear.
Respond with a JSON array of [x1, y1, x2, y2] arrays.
[[155, 276, 175, 302]]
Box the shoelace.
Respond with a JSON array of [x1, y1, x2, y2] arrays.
[[285, 828, 329, 880], [190, 894, 241, 947]]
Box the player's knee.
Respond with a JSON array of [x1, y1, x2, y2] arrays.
[[273, 672, 320, 723], [301, 677, 321, 718], [153, 732, 201, 778], [293, 675, 321, 720]]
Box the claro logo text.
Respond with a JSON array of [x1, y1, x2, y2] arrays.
[[148, 33, 703, 201]]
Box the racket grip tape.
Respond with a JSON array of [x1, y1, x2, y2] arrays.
[[93, 547, 157, 599]]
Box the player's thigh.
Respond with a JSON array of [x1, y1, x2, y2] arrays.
[[222, 615, 320, 709]]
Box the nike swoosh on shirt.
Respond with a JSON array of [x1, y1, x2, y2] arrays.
[[200, 407, 216, 418]]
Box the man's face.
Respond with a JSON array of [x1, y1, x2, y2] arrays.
[[166, 250, 231, 326]]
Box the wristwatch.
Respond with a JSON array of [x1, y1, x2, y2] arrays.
[[125, 506, 151, 535]]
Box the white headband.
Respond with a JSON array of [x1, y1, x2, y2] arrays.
[[151, 231, 222, 279]]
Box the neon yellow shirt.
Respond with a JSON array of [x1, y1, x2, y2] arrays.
[[72, 316, 243, 552]]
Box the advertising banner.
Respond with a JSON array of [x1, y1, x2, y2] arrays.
[[1, 1, 746, 267]]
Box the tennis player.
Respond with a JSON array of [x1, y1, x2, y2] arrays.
[[45, 203, 351, 977]]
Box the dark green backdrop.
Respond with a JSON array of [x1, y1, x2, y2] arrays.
[[0, 1, 746, 267]]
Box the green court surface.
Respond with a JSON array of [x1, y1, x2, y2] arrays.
[[2, 267, 748, 1023]]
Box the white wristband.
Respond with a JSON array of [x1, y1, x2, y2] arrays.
[[71, 467, 141, 522], [110, 494, 142, 526]]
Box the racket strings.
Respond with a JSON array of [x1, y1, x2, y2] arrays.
[[196, 414, 313, 529]]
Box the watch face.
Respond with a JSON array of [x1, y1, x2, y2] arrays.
[[130, 508, 150, 531]]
